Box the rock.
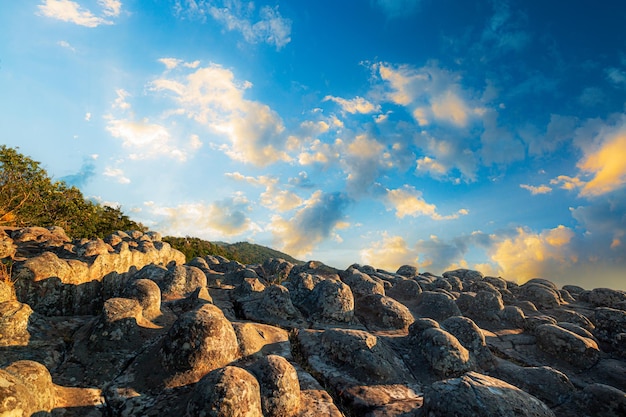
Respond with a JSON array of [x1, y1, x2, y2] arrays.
[[355, 293, 414, 331], [575, 383, 626, 417], [76, 238, 112, 257], [594, 307, 626, 353], [232, 322, 290, 358], [386, 278, 422, 303], [162, 264, 207, 297], [0, 229, 16, 259], [0, 300, 33, 346], [549, 308, 594, 331], [582, 288, 626, 308], [396, 264, 417, 277], [240, 284, 306, 328], [499, 305, 526, 327], [415, 291, 462, 321], [490, 359, 575, 407], [342, 269, 385, 299], [423, 371, 555, 417], [441, 316, 493, 367], [562, 284, 585, 295], [443, 268, 484, 282], [11, 226, 70, 246], [160, 304, 240, 385], [518, 283, 563, 309], [535, 323, 600, 368], [0, 360, 55, 416], [249, 355, 300, 417], [260, 258, 294, 284], [310, 328, 410, 384], [299, 278, 355, 324], [233, 277, 266, 299], [186, 365, 263, 417], [0, 279, 14, 303], [124, 278, 162, 320], [413, 327, 473, 376]]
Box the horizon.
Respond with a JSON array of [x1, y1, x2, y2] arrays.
[[2, 1, 626, 290]]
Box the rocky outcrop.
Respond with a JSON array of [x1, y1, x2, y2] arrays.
[[2, 226, 626, 416]]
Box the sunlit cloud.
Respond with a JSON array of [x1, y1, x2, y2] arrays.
[[520, 184, 552, 195], [150, 63, 290, 166], [323, 95, 381, 114], [225, 172, 303, 212], [38, 0, 121, 27], [103, 166, 131, 184], [488, 225, 576, 282], [106, 119, 188, 161], [150, 194, 256, 238], [577, 129, 626, 197], [360, 233, 418, 271], [269, 191, 351, 257]]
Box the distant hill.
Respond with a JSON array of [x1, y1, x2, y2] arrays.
[[162, 236, 302, 265]]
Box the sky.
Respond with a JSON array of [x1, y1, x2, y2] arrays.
[[2, 0, 626, 290]]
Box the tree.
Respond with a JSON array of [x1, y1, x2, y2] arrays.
[[0, 145, 145, 238]]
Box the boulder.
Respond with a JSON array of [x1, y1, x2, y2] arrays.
[[124, 278, 162, 320], [396, 265, 418, 277], [423, 372, 555, 417], [0, 300, 33, 346], [0, 229, 16, 259], [443, 269, 484, 282], [386, 278, 422, 303], [232, 322, 290, 358], [441, 316, 492, 367], [342, 269, 385, 299], [574, 383, 626, 417], [535, 323, 600, 368], [0, 360, 55, 416], [518, 283, 562, 309], [490, 360, 575, 407], [300, 278, 355, 324], [160, 304, 239, 385], [248, 355, 300, 417], [415, 291, 461, 321], [582, 288, 626, 308], [413, 327, 473, 376], [260, 258, 294, 284], [355, 293, 414, 331], [186, 366, 263, 417]]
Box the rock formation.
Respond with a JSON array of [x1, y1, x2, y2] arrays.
[[1, 226, 626, 416]]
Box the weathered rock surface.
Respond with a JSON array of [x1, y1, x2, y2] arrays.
[[423, 371, 556, 417], [1, 226, 626, 416]]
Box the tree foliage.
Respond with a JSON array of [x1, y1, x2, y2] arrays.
[[0, 145, 145, 238], [163, 236, 302, 265]]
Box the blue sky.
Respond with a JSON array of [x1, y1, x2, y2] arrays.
[[2, 0, 626, 289]]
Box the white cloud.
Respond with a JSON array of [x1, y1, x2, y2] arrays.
[[112, 89, 131, 111], [38, 0, 121, 27], [103, 166, 130, 184], [99, 0, 121, 17], [323, 95, 381, 114], [177, 1, 292, 49], [57, 40, 75, 51], [520, 184, 552, 195], [385, 185, 468, 220], [150, 195, 256, 238], [159, 58, 182, 70], [84, 112, 92, 121], [269, 191, 350, 257], [360, 234, 418, 272], [106, 118, 188, 161], [226, 172, 303, 212], [150, 63, 290, 166]]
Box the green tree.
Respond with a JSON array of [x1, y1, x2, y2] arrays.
[[0, 145, 145, 238]]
